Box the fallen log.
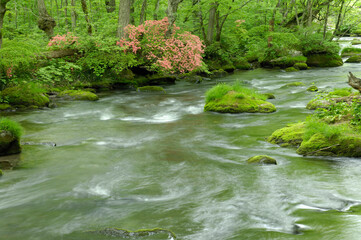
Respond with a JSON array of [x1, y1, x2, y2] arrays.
[[348, 72, 361, 93]]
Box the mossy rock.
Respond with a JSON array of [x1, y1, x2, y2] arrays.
[[351, 40, 361, 45], [281, 82, 305, 88], [58, 90, 99, 101], [296, 132, 361, 157], [0, 84, 49, 108], [183, 75, 203, 84], [306, 54, 343, 67], [204, 91, 276, 113], [306, 99, 332, 110], [247, 155, 277, 165], [0, 169, 2, 176], [341, 47, 361, 57], [346, 55, 361, 63], [0, 103, 12, 111], [0, 131, 21, 156], [307, 85, 318, 92], [329, 88, 352, 97], [211, 69, 228, 78], [137, 86, 166, 93], [285, 67, 299, 72], [147, 74, 176, 85], [233, 60, 251, 70], [294, 62, 308, 70], [221, 64, 236, 73], [263, 93, 276, 99], [270, 55, 307, 68], [267, 122, 305, 147]]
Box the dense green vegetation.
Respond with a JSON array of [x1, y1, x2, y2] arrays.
[[0, 0, 360, 106], [0, 117, 23, 139]]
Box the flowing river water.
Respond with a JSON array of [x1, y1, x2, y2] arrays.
[[1, 61, 361, 239]]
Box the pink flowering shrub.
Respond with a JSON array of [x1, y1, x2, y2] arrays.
[[116, 17, 204, 73], [48, 32, 79, 49]]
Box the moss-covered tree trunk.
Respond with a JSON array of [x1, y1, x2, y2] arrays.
[[37, 0, 56, 38], [0, 0, 11, 49], [206, 2, 218, 45], [139, 0, 147, 24], [71, 0, 76, 32], [153, 0, 160, 20], [166, 0, 183, 37], [117, 0, 130, 38], [105, 0, 115, 13]]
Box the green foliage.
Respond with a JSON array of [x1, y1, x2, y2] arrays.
[[298, 31, 340, 56], [77, 36, 139, 79], [304, 117, 347, 141], [36, 59, 81, 86], [329, 88, 352, 97], [205, 81, 266, 104], [0, 39, 42, 89], [0, 118, 24, 139], [0, 83, 49, 107]]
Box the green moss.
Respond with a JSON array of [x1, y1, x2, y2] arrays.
[[0, 118, 23, 139], [285, 67, 299, 72], [137, 86, 166, 92], [294, 62, 308, 70], [270, 55, 307, 68], [0, 83, 49, 108], [307, 85, 318, 92], [329, 88, 352, 97], [221, 64, 236, 73], [0, 169, 2, 176], [0, 103, 12, 110], [204, 91, 276, 113], [306, 54, 343, 67], [233, 58, 251, 70], [351, 39, 361, 45], [247, 155, 277, 165], [341, 47, 361, 57], [306, 99, 331, 110], [267, 122, 305, 147], [281, 82, 305, 88], [58, 90, 99, 101], [346, 55, 361, 63]]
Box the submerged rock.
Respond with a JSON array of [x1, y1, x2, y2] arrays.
[[247, 155, 277, 165], [294, 62, 308, 70], [307, 85, 318, 92], [285, 67, 299, 72], [58, 90, 99, 101], [89, 227, 177, 239], [281, 82, 305, 88], [306, 54, 343, 67], [263, 93, 276, 99], [0, 169, 2, 176], [137, 86, 166, 93]]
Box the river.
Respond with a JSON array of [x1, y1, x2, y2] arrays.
[[1, 62, 361, 239]]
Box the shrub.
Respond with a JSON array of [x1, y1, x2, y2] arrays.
[[117, 17, 204, 74], [298, 32, 340, 56], [0, 118, 23, 139], [47, 32, 79, 50]]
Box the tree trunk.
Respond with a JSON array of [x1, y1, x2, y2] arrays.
[[153, 0, 160, 20], [0, 0, 11, 49], [206, 2, 218, 45], [130, 0, 135, 25], [268, 0, 281, 48], [333, 0, 344, 36], [71, 0, 76, 32], [105, 0, 115, 13], [139, 0, 147, 24], [348, 72, 361, 93], [166, 0, 183, 37], [117, 0, 130, 38], [81, 0, 92, 35], [64, 0, 69, 30], [322, 2, 330, 40], [37, 0, 56, 38]]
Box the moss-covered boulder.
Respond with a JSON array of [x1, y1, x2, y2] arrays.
[[233, 58, 252, 70], [341, 47, 361, 57], [351, 39, 361, 45], [296, 132, 361, 157], [204, 83, 276, 113], [0, 118, 23, 156], [285, 67, 299, 72], [0, 84, 49, 108], [346, 55, 361, 63], [281, 82, 305, 88], [137, 86, 166, 93], [247, 155, 277, 165], [221, 64, 236, 73], [294, 62, 308, 70], [306, 99, 331, 110], [306, 54, 343, 67], [263, 93, 275, 99], [270, 56, 307, 68], [0, 103, 12, 111], [0, 169, 3, 176], [58, 90, 99, 101], [267, 122, 305, 147], [307, 85, 318, 92]]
